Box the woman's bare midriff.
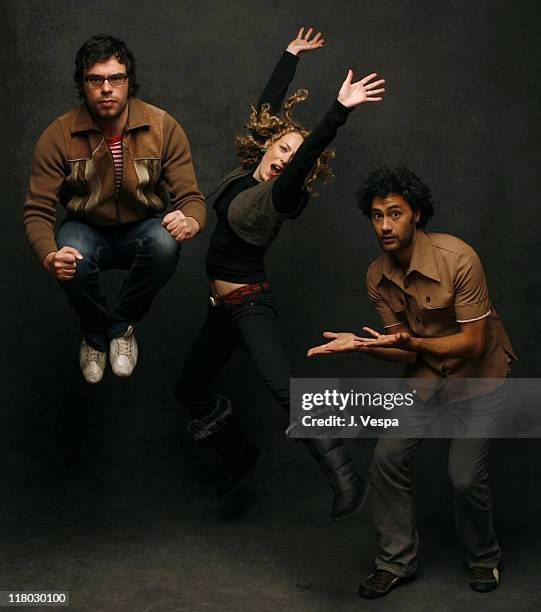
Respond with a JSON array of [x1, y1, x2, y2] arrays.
[[210, 279, 249, 296]]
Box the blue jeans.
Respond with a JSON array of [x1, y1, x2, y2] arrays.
[[57, 218, 180, 351]]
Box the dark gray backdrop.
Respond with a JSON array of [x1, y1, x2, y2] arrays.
[[1, 0, 540, 560]]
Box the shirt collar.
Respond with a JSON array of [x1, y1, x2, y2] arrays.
[[70, 97, 150, 135], [381, 230, 441, 284]]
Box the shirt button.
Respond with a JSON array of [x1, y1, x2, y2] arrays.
[[426, 296, 431, 303]]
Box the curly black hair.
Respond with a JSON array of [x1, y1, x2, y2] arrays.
[[356, 166, 434, 228], [74, 35, 139, 98]]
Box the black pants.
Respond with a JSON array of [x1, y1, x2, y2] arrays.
[[174, 291, 291, 417]]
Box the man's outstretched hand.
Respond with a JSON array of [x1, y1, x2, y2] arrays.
[[355, 326, 413, 350], [307, 327, 414, 357], [307, 331, 360, 357]]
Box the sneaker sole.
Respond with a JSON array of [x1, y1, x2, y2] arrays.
[[83, 374, 104, 384], [111, 367, 136, 378], [359, 572, 416, 599]]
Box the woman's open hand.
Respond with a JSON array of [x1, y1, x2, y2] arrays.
[[286, 27, 325, 56], [337, 71, 386, 108]]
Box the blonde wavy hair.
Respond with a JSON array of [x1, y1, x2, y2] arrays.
[[234, 89, 335, 196]]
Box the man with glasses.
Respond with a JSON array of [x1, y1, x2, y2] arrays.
[[24, 35, 205, 383]]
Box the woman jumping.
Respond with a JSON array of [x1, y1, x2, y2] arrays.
[[172, 27, 385, 520]]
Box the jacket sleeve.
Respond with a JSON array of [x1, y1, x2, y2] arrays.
[[23, 119, 67, 262], [272, 100, 352, 214], [161, 114, 206, 230]]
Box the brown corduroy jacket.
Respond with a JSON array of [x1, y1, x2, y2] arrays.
[[24, 97, 206, 262]]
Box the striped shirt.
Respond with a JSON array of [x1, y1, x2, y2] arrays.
[[105, 135, 123, 192]]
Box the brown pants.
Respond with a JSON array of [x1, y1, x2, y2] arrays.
[[369, 389, 504, 577]]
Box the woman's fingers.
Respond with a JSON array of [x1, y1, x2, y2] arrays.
[[292, 26, 324, 50], [359, 72, 378, 86], [364, 78, 386, 90]]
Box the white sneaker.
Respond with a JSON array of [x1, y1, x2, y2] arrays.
[[79, 338, 106, 384], [110, 325, 138, 377]]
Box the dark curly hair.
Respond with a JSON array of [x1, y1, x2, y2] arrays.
[[74, 35, 139, 98], [356, 166, 434, 228]]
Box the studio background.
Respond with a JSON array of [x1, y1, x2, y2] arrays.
[[1, 1, 540, 610]]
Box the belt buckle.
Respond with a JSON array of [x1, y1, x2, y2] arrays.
[[209, 295, 220, 307]]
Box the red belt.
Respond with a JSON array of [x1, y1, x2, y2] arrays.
[[209, 281, 270, 307]]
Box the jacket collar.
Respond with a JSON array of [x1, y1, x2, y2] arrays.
[[221, 165, 253, 182], [380, 230, 441, 285], [70, 97, 150, 135]]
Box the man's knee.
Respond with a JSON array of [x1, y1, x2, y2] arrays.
[[57, 221, 97, 253], [139, 221, 180, 263], [370, 440, 410, 475], [448, 463, 483, 494], [56, 247, 100, 286], [56, 225, 102, 280]]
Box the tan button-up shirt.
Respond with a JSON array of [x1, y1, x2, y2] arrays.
[[366, 231, 516, 382]]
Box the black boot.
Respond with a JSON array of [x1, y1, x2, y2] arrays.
[[303, 437, 368, 522], [188, 395, 260, 496]]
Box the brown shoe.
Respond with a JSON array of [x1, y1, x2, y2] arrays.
[[358, 569, 415, 599], [469, 567, 500, 592]]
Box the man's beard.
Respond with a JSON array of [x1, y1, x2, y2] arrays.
[[89, 97, 128, 122]]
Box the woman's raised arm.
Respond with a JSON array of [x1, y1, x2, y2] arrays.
[[272, 70, 386, 213], [257, 27, 325, 113]]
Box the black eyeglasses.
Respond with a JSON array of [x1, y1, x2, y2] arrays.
[[85, 73, 128, 88]]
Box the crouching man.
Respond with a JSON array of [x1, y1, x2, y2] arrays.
[[308, 166, 515, 597], [24, 35, 205, 383]]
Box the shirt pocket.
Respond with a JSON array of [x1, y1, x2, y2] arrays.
[[417, 284, 456, 326], [381, 286, 408, 318]]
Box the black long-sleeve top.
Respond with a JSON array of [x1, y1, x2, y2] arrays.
[[206, 51, 352, 283]]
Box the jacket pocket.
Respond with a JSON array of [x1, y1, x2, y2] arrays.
[[65, 158, 100, 217], [132, 158, 163, 210], [228, 184, 287, 248]]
